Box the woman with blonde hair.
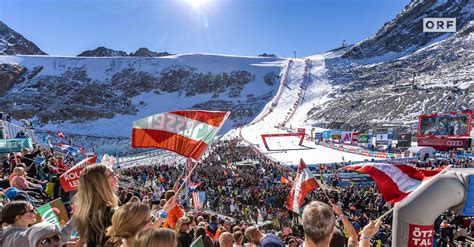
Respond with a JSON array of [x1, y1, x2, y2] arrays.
[[107, 198, 178, 247], [72, 163, 119, 247], [106, 203, 152, 247], [134, 228, 177, 247], [175, 217, 193, 247]]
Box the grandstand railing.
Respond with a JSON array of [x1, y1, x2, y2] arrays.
[[0, 120, 37, 143], [116, 150, 166, 164]]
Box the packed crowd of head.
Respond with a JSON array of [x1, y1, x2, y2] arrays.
[[0, 136, 473, 246]]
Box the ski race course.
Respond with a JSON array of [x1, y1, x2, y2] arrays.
[[238, 55, 382, 166]]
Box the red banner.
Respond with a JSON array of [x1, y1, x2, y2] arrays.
[[352, 132, 359, 142], [376, 152, 387, 158], [59, 156, 97, 192], [408, 224, 434, 247], [261, 132, 305, 150]]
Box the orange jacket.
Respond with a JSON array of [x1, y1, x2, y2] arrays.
[[163, 205, 184, 229], [206, 226, 222, 241]]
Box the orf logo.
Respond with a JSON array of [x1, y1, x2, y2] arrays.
[[423, 18, 456, 32], [446, 141, 463, 147]]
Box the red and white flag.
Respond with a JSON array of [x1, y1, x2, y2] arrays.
[[57, 131, 65, 139], [132, 110, 230, 161], [192, 191, 206, 210], [286, 159, 320, 214], [341, 163, 445, 203]]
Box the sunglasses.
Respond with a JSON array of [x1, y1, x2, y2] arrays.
[[23, 208, 36, 215], [39, 233, 61, 246]]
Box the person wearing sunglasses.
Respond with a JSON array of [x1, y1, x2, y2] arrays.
[[175, 217, 193, 247], [0, 201, 74, 247], [27, 222, 62, 247], [0, 200, 37, 247]]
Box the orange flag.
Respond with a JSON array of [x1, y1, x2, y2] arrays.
[[281, 176, 291, 184]]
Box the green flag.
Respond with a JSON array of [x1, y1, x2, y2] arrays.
[[36, 203, 61, 229], [35, 198, 69, 229], [191, 235, 204, 247]]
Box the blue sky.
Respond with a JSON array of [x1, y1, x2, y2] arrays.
[[0, 0, 408, 57]]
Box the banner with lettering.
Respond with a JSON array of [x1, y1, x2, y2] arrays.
[[408, 224, 434, 247], [132, 110, 230, 160], [36, 198, 69, 229], [59, 156, 97, 192]]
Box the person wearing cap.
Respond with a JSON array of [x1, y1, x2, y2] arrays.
[[27, 222, 62, 247]]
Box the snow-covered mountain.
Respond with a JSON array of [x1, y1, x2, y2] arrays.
[[77, 47, 128, 57], [0, 21, 47, 55], [343, 0, 473, 61], [239, 0, 473, 148], [1, 0, 472, 156], [0, 54, 283, 138], [307, 20, 473, 131], [129, 48, 173, 57], [77, 47, 174, 57]]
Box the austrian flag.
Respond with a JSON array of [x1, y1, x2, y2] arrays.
[[286, 159, 320, 214], [341, 163, 444, 203], [132, 110, 230, 161]]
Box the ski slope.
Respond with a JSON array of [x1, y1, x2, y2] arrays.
[[239, 55, 382, 165]]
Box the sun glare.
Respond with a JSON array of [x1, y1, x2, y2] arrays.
[[186, 0, 210, 9]]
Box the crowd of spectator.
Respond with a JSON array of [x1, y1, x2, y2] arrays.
[[0, 134, 473, 247]]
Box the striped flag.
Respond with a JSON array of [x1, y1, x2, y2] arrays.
[[57, 131, 65, 139], [187, 158, 194, 171], [132, 110, 230, 161], [188, 181, 202, 193], [286, 159, 319, 214], [57, 144, 78, 155], [341, 163, 444, 203], [192, 191, 206, 210]]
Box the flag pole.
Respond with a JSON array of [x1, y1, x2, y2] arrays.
[[321, 189, 332, 202], [176, 159, 199, 196], [184, 158, 191, 202], [377, 207, 394, 221]]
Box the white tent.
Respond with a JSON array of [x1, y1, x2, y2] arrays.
[[407, 146, 436, 159]]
